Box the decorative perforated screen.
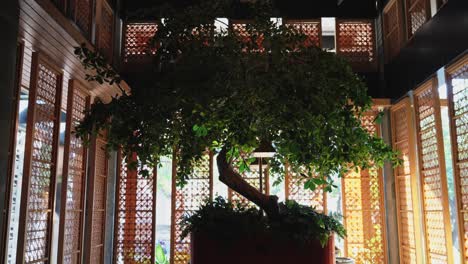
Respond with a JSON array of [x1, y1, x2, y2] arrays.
[[114, 153, 156, 264], [72, 0, 93, 38], [284, 20, 321, 48], [414, 79, 453, 263], [231, 22, 265, 53], [447, 56, 468, 263], [342, 110, 387, 264], [84, 132, 109, 264], [405, 0, 429, 38], [123, 23, 158, 62], [391, 99, 422, 264], [383, 0, 403, 61], [97, 1, 114, 61], [58, 80, 90, 264], [17, 54, 62, 264], [336, 20, 375, 71], [285, 169, 326, 212], [170, 153, 213, 264]]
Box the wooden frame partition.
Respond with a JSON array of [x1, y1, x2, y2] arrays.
[[170, 152, 214, 264], [383, 0, 405, 62], [445, 54, 468, 264], [284, 166, 327, 213], [57, 80, 91, 264], [282, 19, 322, 48], [341, 107, 388, 264], [404, 0, 430, 39], [413, 77, 454, 264], [335, 19, 377, 72], [83, 131, 109, 264], [390, 98, 424, 264], [16, 52, 64, 264], [113, 152, 158, 264]]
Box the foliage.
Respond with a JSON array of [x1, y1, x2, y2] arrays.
[[181, 197, 345, 247], [74, 0, 399, 191], [155, 244, 169, 264]]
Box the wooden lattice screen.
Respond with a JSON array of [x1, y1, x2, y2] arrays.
[[231, 21, 265, 53], [413, 78, 454, 264], [170, 153, 213, 264], [446, 55, 468, 263], [383, 0, 404, 62], [70, 0, 93, 39], [405, 0, 430, 39], [57, 80, 90, 264], [84, 131, 109, 264], [284, 20, 322, 48], [336, 20, 376, 72], [114, 152, 157, 263], [390, 98, 424, 264], [16, 53, 63, 264], [342, 109, 387, 264], [284, 168, 326, 213], [96, 0, 114, 62], [123, 22, 158, 63]]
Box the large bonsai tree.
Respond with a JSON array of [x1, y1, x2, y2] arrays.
[[76, 0, 398, 219]]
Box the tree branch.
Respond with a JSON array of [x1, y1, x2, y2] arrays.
[[217, 147, 279, 219]]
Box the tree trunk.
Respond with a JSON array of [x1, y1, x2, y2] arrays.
[[216, 147, 279, 219]]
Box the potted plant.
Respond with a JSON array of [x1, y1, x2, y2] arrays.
[[75, 0, 399, 263]]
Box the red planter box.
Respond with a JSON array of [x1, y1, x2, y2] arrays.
[[190, 232, 335, 264]]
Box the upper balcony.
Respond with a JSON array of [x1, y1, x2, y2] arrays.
[[120, 18, 378, 77]]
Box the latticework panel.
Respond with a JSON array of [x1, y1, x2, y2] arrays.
[[285, 170, 326, 213], [231, 22, 265, 53], [285, 20, 321, 48], [58, 81, 90, 264], [447, 56, 468, 263], [84, 133, 109, 264], [336, 20, 375, 70], [414, 79, 453, 263], [391, 99, 422, 264], [342, 111, 387, 264], [171, 154, 213, 264], [228, 166, 269, 207], [18, 54, 62, 264], [71, 0, 93, 38], [383, 0, 403, 61], [97, 1, 114, 61], [114, 153, 156, 264], [123, 23, 158, 63], [405, 0, 429, 39]]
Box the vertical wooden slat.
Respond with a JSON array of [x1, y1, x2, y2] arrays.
[[446, 54, 468, 264], [16, 52, 63, 264], [342, 109, 388, 264], [170, 152, 213, 264], [57, 80, 90, 264], [84, 131, 109, 264], [413, 78, 454, 264], [390, 98, 424, 264], [114, 152, 157, 263]]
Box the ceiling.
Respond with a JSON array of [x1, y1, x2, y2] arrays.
[[122, 0, 379, 19]]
